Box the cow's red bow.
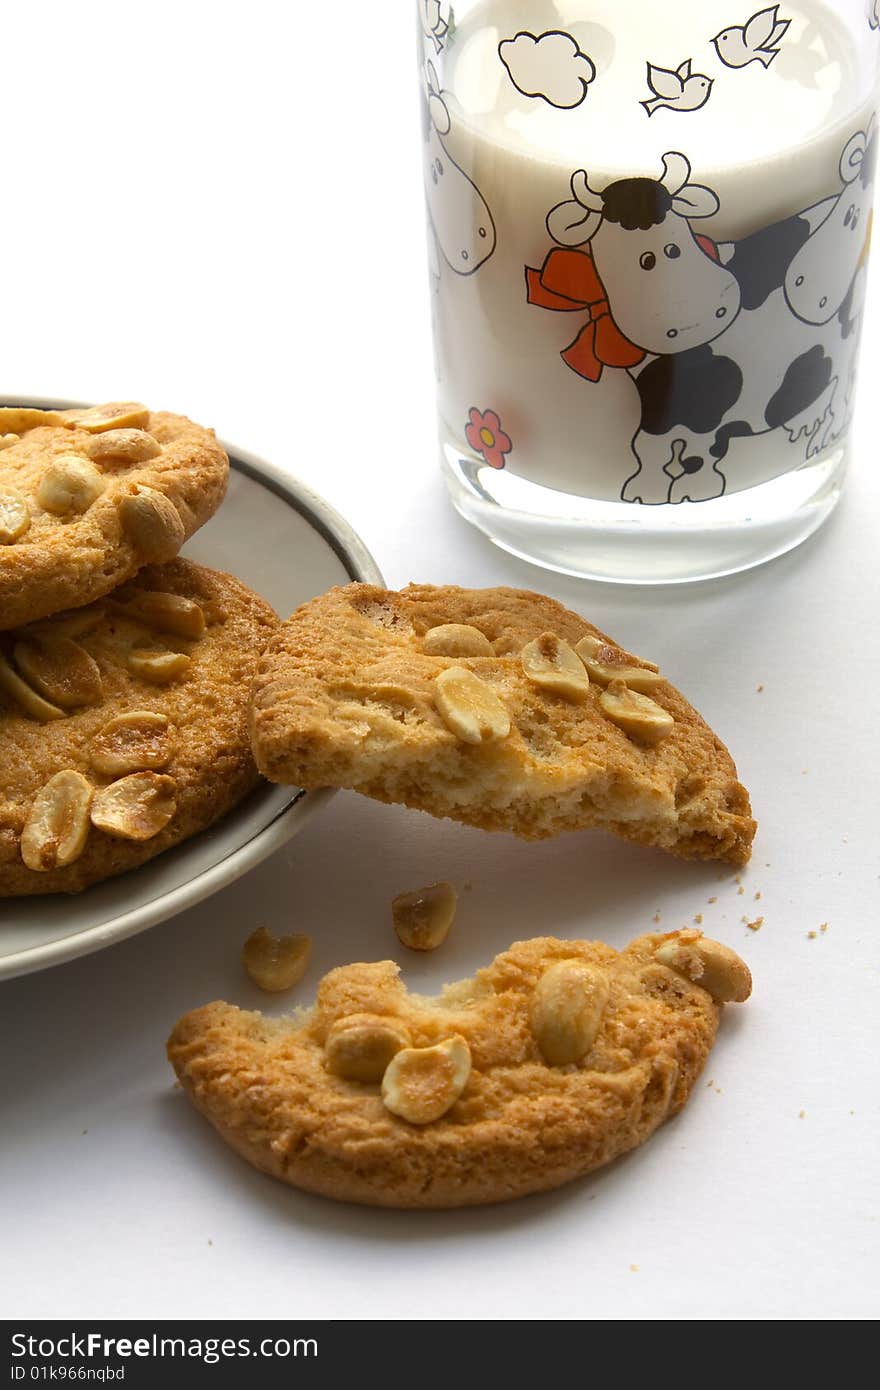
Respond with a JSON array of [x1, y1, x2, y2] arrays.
[[525, 248, 646, 382]]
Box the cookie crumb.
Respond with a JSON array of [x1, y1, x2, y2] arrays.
[[799, 1110, 806, 1119], [737, 885, 744, 895], [693, 913, 703, 925], [745, 916, 763, 932], [754, 891, 762, 901], [820, 922, 828, 933], [629, 1264, 640, 1273], [756, 684, 764, 693], [807, 931, 817, 940], [652, 911, 661, 924], [707, 896, 717, 904]]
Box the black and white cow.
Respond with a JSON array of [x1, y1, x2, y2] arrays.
[[529, 126, 876, 504]]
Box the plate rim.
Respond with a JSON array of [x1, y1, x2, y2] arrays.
[[0, 398, 384, 981]]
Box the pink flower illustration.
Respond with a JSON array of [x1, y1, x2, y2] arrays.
[[465, 407, 512, 469]]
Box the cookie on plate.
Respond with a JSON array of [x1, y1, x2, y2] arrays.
[[249, 583, 755, 865], [167, 929, 751, 1208], [0, 403, 228, 629], [0, 560, 277, 895]]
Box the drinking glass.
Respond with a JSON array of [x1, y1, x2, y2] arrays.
[[417, 0, 878, 581]]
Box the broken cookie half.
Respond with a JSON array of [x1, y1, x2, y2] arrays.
[[167, 930, 752, 1209], [249, 583, 755, 865]]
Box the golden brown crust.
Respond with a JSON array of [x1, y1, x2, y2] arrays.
[[167, 930, 749, 1208], [249, 583, 755, 865], [0, 560, 277, 894], [0, 408, 228, 629]]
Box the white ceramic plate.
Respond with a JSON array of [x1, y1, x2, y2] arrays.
[[0, 411, 382, 980]]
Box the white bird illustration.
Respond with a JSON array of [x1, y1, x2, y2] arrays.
[[420, 1, 449, 55], [641, 60, 713, 116], [713, 6, 791, 68]]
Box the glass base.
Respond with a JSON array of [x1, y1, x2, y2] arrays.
[[442, 442, 847, 585]]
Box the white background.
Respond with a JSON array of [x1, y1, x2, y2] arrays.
[[1, 1, 878, 1322]]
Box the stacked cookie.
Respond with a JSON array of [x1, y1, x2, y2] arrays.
[[0, 403, 278, 894]]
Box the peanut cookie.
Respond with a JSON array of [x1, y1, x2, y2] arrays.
[[249, 584, 755, 865], [167, 929, 751, 1208], [0, 560, 277, 894], [0, 404, 228, 629]]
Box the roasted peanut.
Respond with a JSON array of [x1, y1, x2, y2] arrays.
[[381, 1036, 472, 1124], [20, 770, 93, 871], [434, 666, 510, 744], [242, 927, 312, 992]]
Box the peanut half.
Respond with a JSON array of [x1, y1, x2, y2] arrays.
[[13, 637, 102, 709], [112, 589, 205, 640], [434, 666, 510, 744], [90, 772, 177, 841], [0, 488, 30, 544], [325, 1012, 411, 1082], [392, 881, 457, 951], [90, 711, 175, 777], [0, 653, 65, 722], [654, 934, 752, 1004], [381, 1035, 472, 1124], [242, 927, 312, 993], [575, 634, 663, 692], [36, 457, 106, 516], [521, 632, 589, 701], [599, 679, 674, 746], [127, 649, 191, 685], [423, 623, 494, 657], [119, 486, 185, 561], [85, 429, 161, 466], [21, 770, 93, 872], [530, 960, 609, 1066], [60, 402, 150, 433], [0, 407, 66, 433], [22, 607, 106, 641]]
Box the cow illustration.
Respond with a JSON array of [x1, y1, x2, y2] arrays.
[[423, 63, 496, 278], [526, 135, 875, 504], [785, 120, 876, 325]]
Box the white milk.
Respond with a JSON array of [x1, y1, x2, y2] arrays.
[[423, 0, 877, 509]]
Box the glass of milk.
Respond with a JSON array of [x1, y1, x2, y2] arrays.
[[418, 0, 878, 582]]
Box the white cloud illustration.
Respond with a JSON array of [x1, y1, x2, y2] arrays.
[[498, 30, 596, 109]]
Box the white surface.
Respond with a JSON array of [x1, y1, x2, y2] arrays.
[[1, 1, 877, 1322], [0, 459, 378, 979]]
